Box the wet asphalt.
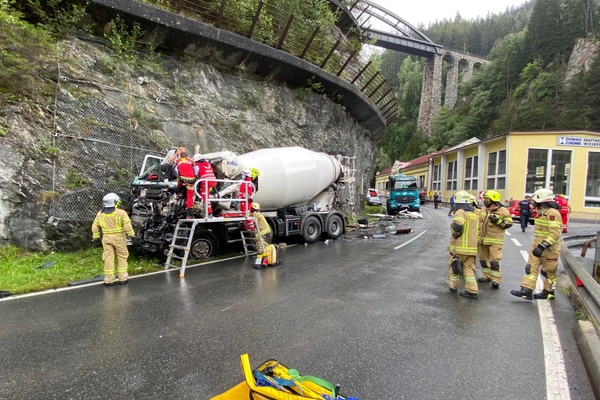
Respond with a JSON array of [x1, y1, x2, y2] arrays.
[[0, 204, 596, 400]]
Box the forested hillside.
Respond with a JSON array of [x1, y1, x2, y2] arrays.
[[375, 0, 600, 169]]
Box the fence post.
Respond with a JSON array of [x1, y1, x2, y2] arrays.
[[176, 0, 183, 13], [320, 39, 340, 69], [375, 88, 394, 105], [277, 14, 294, 50], [215, 0, 226, 28], [351, 61, 371, 84], [248, 1, 264, 39], [300, 26, 320, 59], [360, 71, 379, 91], [337, 50, 357, 77]]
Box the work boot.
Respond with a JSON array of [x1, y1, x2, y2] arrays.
[[510, 287, 533, 300], [104, 281, 114, 287], [460, 291, 477, 299], [119, 280, 128, 285], [477, 277, 491, 283], [533, 289, 555, 300], [448, 287, 457, 293], [491, 282, 500, 289]]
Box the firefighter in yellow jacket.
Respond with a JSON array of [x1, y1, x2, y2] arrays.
[[477, 190, 513, 289], [511, 188, 563, 300], [446, 190, 480, 299], [92, 193, 135, 286], [250, 202, 271, 251]]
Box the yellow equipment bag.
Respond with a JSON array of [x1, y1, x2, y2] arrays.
[[211, 354, 356, 400], [263, 244, 281, 266]]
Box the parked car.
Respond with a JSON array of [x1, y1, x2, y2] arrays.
[[366, 188, 382, 206], [506, 199, 536, 224]]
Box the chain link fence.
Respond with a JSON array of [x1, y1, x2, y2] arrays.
[[50, 37, 200, 221]]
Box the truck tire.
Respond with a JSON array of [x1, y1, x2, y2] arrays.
[[189, 231, 219, 259], [325, 214, 343, 240], [302, 216, 322, 244]]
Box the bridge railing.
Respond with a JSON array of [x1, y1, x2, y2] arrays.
[[142, 0, 397, 126]]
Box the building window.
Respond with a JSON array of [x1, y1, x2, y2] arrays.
[[418, 175, 425, 189], [585, 152, 600, 207], [464, 156, 478, 190], [432, 164, 441, 191], [525, 149, 571, 195], [446, 161, 457, 191], [487, 150, 506, 190]]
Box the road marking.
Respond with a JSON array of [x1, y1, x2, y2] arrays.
[[394, 230, 427, 250], [511, 238, 522, 247], [506, 230, 512, 236], [518, 252, 571, 399], [520, 250, 529, 260]]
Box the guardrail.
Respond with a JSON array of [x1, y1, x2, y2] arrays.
[[142, 0, 398, 126], [561, 234, 600, 328]]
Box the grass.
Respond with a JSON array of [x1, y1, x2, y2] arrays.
[[0, 245, 163, 295], [0, 245, 245, 295]]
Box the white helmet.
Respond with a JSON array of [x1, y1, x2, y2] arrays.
[[242, 168, 251, 177], [103, 193, 120, 208], [192, 153, 203, 162], [454, 190, 471, 204], [531, 188, 554, 203]]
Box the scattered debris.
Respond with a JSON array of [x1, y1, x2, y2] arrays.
[[372, 234, 386, 239], [394, 228, 413, 234], [36, 261, 56, 269]]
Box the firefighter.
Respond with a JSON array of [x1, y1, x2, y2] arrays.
[[554, 194, 570, 233], [176, 152, 196, 219], [193, 153, 217, 218], [511, 188, 563, 300], [92, 193, 135, 286], [238, 168, 254, 214], [251, 202, 271, 250], [446, 190, 480, 299], [477, 190, 513, 289]]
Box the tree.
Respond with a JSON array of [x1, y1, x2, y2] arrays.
[[525, 0, 562, 66]]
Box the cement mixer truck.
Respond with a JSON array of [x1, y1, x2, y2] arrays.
[[129, 147, 355, 260]]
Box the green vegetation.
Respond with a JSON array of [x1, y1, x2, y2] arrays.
[[104, 15, 144, 63], [65, 170, 89, 189], [0, 245, 163, 294], [0, 123, 8, 137], [377, 0, 600, 165]]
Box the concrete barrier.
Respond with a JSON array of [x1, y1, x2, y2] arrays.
[[573, 320, 600, 399]]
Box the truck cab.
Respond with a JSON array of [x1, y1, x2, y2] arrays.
[[387, 174, 421, 214]]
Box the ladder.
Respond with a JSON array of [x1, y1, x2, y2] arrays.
[[340, 155, 358, 226], [240, 217, 265, 256], [164, 219, 201, 277]]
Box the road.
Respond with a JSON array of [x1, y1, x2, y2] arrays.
[[0, 204, 595, 399]]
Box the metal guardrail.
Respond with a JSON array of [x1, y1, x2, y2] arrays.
[[142, 0, 398, 126], [561, 234, 600, 329]]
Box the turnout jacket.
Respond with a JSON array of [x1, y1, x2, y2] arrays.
[[532, 206, 563, 253], [447, 208, 479, 255], [92, 208, 134, 239], [479, 206, 512, 245]]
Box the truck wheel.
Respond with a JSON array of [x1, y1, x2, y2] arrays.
[[302, 216, 322, 244], [326, 215, 343, 240], [189, 231, 219, 259]]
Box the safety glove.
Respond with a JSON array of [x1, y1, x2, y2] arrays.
[[488, 213, 506, 228], [532, 240, 551, 257], [91, 238, 101, 247]]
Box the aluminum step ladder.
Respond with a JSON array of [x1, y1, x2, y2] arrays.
[[239, 217, 265, 256], [164, 219, 201, 277]]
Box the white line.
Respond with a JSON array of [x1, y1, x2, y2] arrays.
[[511, 238, 522, 247], [518, 251, 571, 399], [394, 230, 427, 250], [506, 230, 512, 236], [520, 250, 529, 260]]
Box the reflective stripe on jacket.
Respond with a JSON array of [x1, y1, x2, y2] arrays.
[[92, 209, 135, 239], [533, 207, 562, 248], [479, 206, 512, 245], [448, 209, 479, 255]]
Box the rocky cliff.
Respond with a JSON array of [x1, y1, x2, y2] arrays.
[[0, 37, 377, 251], [566, 37, 600, 82]]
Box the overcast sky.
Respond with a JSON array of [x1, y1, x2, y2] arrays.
[[372, 0, 530, 28]]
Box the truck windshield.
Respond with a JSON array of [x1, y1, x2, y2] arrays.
[[394, 180, 417, 190]]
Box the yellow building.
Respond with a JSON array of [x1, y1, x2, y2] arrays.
[[381, 131, 600, 219]]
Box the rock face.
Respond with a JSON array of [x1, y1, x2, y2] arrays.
[[0, 38, 377, 251], [566, 38, 600, 83]]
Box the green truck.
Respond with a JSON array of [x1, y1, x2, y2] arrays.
[[387, 174, 421, 214]]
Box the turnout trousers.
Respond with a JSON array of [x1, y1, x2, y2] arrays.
[[520, 250, 559, 292], [478, 244, 503, 284], [446, 254, 478, 294], [102, 233, 129, 284]]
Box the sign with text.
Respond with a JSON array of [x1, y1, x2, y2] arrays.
[[557, 136, 600, 147]]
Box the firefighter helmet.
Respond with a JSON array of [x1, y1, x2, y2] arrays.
[[531, 188, 554, 203], [454, 190, 471, 204], [242, 168, 251, 177], [103, 193, 120, 208], [251, 202, 260, 210], [482, 190, 501, 202], [469, 194, 477, 205]]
